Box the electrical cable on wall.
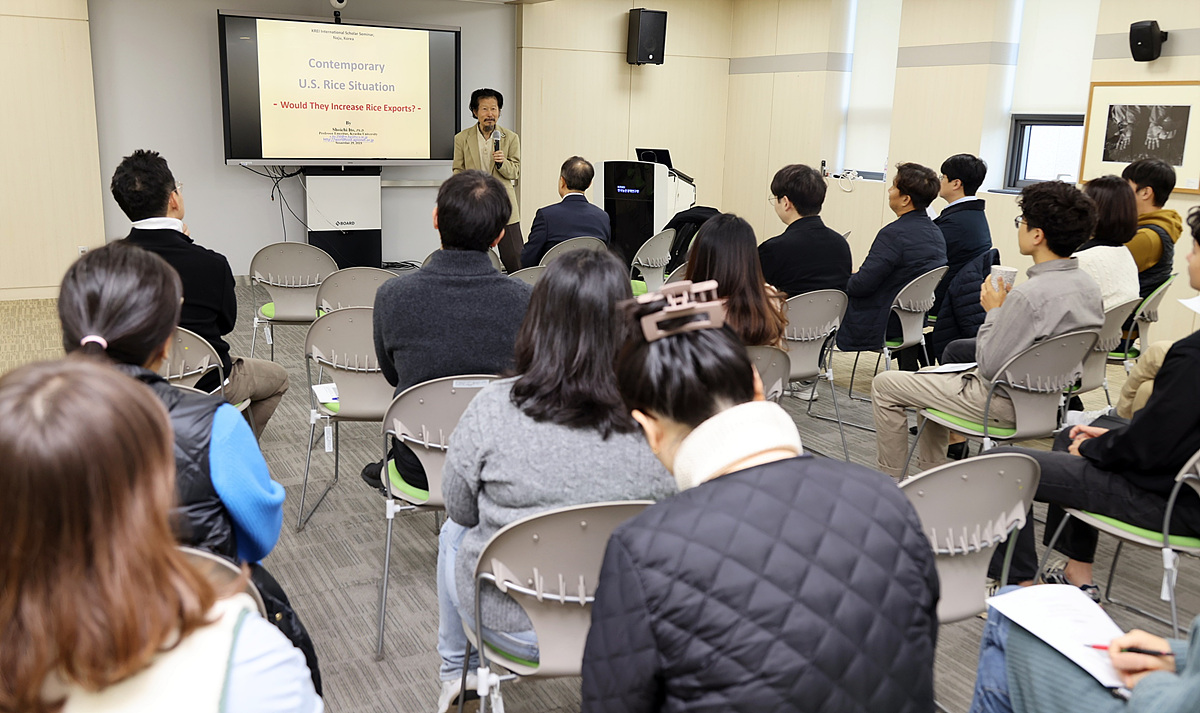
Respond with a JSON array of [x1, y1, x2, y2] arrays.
[[241, 165, 309, 240]]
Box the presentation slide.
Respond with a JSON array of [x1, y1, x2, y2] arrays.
[[255, 19, 431, 159]]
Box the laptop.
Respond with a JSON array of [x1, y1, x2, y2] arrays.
[[634, 148, 693, 184]]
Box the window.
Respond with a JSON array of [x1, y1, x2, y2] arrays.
[[1003, 114, 1085, 190]]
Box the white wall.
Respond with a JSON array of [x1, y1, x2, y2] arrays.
[[1010, 0, 1100, 115], [88, 0, 516, 274]]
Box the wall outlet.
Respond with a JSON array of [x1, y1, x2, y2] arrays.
[[78, 246, 88, 255]]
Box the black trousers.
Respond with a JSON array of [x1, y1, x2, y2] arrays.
[[987, 429, 1200, 583], [497, 221, 524, 274], [940, 338, 977, 366]]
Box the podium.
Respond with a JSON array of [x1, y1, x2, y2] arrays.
[[595, 160, 696, 266], [304, 166, 382, 268]]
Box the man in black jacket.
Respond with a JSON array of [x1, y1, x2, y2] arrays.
[[988, 207, 1200, 592], [519, 156, 611, 268], [113, 150, 288, 436], [758, 163, 852, 297], [932, 154, 992, 315]]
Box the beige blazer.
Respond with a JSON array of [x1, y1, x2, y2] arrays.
[[452, 124, 521, 224]]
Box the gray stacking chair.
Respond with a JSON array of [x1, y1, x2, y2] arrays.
[[179, 546, 267, 617], [317, 266, 394, 313], [1038, 447, 1200, 638], [1109, 274, 1177, 372], [784, 289, 851, 460], [846, 265, 948, 400], [630, 229, 676, 292], [296, 307, 392, 531], [901, 330, 1099, 479], [249, 242, 338, 360], [900, 453, 1040, 623], [745, 345, 789, 403], [158, 327, 253, 427], [1072, 298, 1139, 405], [375, 374, 497, 659], [508, 265, 546, 286], [458, 501, 653, 713], [664, 266, 688, 285], [538, 236, 607, 266]]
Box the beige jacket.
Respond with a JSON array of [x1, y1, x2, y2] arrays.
[[452, 123, 521, 224]]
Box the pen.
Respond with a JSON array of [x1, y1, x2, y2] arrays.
[[1087, 644, 1175, 656]]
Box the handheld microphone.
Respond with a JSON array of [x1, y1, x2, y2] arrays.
[[491, 129, 502, 165]]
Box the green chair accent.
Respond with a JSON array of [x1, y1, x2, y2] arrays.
[[386, 459, 429, 502], [483, 641, 539, 670], [630, 280, 648, 296], [923, 409, 1017, 438], [321, 401, 340, 415], [1080, 512, 1200, 550], [259, 302, 324, 320]]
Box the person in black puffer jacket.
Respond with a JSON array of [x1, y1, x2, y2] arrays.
[[582, 280, 940, 713], [930, 248, 1000, 363]]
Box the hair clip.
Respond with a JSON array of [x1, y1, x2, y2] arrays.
[[637, 280, 726, 342]]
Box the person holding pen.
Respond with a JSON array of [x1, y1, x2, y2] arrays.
[[970, 604, 1200, 712]]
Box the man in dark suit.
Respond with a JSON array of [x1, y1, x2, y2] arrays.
[[758, 163, 852, 297], [932, 153, 992, 315], [113, 150, 288, 436], [519, 156, 611, 268]]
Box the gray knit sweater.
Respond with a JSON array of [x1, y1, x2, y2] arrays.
[[444, 377, 677, 633]]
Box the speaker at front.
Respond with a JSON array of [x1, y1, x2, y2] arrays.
[[1129, 20, 1168, 62], [627, 9, 667, 65]]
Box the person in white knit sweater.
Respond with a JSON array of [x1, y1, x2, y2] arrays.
[[1075, 175, 1141, 310]]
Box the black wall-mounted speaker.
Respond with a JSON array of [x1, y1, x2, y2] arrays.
[[628, 9, 667, 65], [1130, 20, 1168, 62]]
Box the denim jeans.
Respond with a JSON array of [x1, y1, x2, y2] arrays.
[[436, 519, 538, 680], [968, 586, 1020, 713]]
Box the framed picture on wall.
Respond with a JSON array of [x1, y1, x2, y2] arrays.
[[1080, 81, 1200, 194]]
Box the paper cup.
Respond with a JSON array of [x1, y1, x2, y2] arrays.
[[990, 265, 1018, 291]]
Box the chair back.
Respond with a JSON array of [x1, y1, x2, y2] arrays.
[[1134, 274, 1176, 350], [889, 266, 949, 350], [630, 229, 676, 291], [991, 330, 1098, 440], [539, 236, 607, 266], [158, 327, 222, 389], [249, 243, 338, 322], [900, 453, 1040, 623], [509, 265, 546, 286], [382, 375, 497, 507], [664, 266, 688, 285], [746, 346, 790, 402], [473, 501, 653, 677], [1078, 298, 1140, 393], [317, 267, 393, 313], [304, 307, 392, 421], [783, 290, 848, 381], [178, 546, 267, 617]]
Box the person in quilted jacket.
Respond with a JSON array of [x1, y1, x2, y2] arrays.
[[581, 280, 940, 713]]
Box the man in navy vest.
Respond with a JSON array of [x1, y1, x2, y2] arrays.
[[932, 154, 992, 316]]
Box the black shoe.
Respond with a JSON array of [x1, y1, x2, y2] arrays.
[[360, 459, 387, 495], [947, 442, 968, 460], [909, 425, 919, 436]]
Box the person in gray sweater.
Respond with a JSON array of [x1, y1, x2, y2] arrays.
[[433, 249, 676, 713]]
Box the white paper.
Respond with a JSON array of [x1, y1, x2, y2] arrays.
[[1179, 295, 1200, 316], [312, 383, 339, 403], [917, 362, 977, 374], [986, 585, 1127, 692]]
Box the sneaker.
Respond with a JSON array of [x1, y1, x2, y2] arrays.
[[360, 460, 387, 496], [985, 578, 1001, 597], [791, 380, 819, 402], [947, 442, 968, 460], [1042, 566, 1101, 603], [436, 673, 479, 713]]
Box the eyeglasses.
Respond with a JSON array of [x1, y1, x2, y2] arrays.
[[1013, 216, 1027, 230], [767, 196, 779, 205], [173, 182, 184, 193]]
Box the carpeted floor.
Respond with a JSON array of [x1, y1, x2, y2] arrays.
[[1, 287, 1196, 713]]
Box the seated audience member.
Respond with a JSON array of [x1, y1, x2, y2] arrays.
[[970, 593, 1200, 713], [838, 163, 947, 364], [367, 170, 533, 493], [58, 242, 321, 692], [929, 248, 1000, 363], [685, 213, 788, 347], [1075, 175, 1141, 310], [519, 156, 611, 268], [113, 149, 288, 437], [757, 163, 852, 296], [932, 154, 992, 315], [871, 181, 1104, 480], [435, 249, 675, 712], [581, 281, 939, 713], [1123, 158, 1182, 298], [1116, 339, 1174, 418], [0, 359, 320, 713], [984, 208, 1200, 594]]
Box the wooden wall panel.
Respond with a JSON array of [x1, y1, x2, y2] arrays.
[[722, 73, 775, 238]]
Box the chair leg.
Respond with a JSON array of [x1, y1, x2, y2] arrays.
[[296, 420, 318, 530], [250, 316, 259, 359], [848, 352, 861, 399], [900, 418, 927, 481], [1034, 513, 1072, 584], [826, 375, 850, 462], [375, 509, 395, 660], [1103, 378, 1112, 407], [269, 324, 275, 362], [457, 642, 473, 713], [296, 419, 340, 531]]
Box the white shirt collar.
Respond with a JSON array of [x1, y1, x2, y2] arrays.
[[562, 192, 586, 201], [944, 195, 981, 209], [132, 217, 185, 233]]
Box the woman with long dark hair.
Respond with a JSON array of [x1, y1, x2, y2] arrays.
[[580, 280, 939, 712], [684, 213, 788, 346], [0, 359, 320, 713], [1076, 174, 1140, 309], [433, 248, 675, 712]]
